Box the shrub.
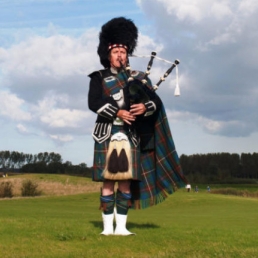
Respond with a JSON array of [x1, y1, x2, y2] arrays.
[[212, 188, 258, 198], [0, 181, 13, 198], [21, 180, 42, 197]]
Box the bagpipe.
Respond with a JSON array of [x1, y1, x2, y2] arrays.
[[119, 51, 180, 104]]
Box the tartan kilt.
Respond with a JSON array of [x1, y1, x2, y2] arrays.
[[92, 125, 141, 181]]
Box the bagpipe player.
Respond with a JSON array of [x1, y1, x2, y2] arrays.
[[88, 17, 188, 236]]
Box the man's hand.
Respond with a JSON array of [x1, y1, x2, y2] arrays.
[[130, 103, 146, 116], [117, 110, 136, 125]]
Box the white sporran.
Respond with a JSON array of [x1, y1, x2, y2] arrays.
[[102, 132, 133, 180]]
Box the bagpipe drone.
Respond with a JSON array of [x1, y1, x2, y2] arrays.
[[119, 51, 180, 105]]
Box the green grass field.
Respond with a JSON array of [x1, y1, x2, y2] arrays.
[[0, 175, 258, 258]]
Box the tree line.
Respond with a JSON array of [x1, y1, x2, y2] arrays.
[[1, 150, 258, 183], [180, 152, 258, 184], [0, 151, 91, 177]]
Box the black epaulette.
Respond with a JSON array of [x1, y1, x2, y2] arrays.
[[88, 68, 111, 79], [88, 70, 101, 79]]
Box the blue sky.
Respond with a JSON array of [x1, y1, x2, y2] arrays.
[[1, 0, 258, 166]]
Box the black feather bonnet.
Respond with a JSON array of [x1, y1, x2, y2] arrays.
[[97, 17, 138, 68]]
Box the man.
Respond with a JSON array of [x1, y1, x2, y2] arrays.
[[88, 17, 187, 236]]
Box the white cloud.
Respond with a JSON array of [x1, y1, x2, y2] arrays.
[[50, 134, 73, 142], [40, 108, 90, 128], [36, 94, 69, 114], [197, 117, 252, 137], [199, 117, 223, 134], [0, 91, 31, 121], [238, 0, 258, 15], [16, 123, 29, 134], [2, 33, 97, 78], [0, 28, 99, 145], [144, 0, 222, 23], [137, 33, 163, 54], [0, 47, 8, 62], [211, 2, 233, 20], [138, 0, 258, 51], [149, 0, 256, 24], [166, 109, 192, 122]]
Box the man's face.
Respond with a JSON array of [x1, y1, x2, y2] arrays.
[[109, 47, 127, 68]]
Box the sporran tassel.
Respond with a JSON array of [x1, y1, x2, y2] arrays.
[[107, 148, 119, 173], [118, 148, 129, 172]]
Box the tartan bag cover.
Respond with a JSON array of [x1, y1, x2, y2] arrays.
[[130, 104, 188, 209]]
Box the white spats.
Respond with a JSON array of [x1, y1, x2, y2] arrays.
[[114, 208, 135, 236], [100, 213, 114, 236]]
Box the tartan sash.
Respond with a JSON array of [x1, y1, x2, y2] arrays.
[[101, 70, 147, 98], [101, 71, 127, 97]]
